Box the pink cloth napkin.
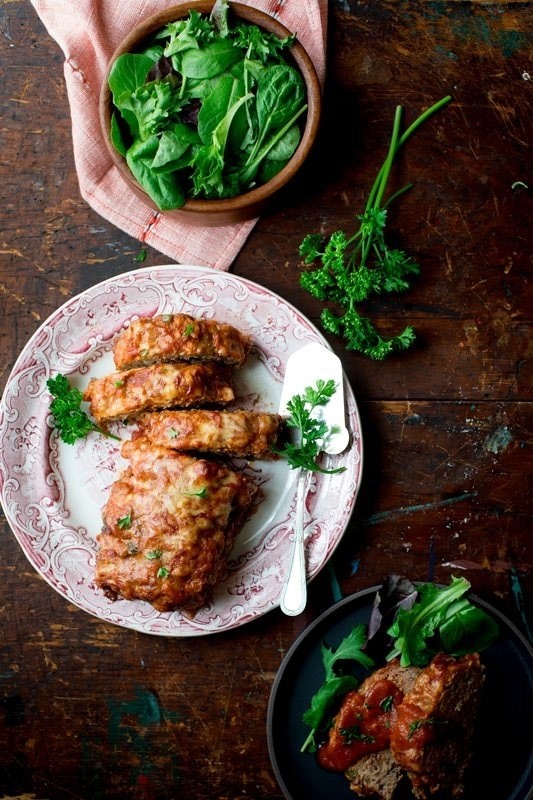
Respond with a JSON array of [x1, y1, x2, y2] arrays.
[[30, 0, 327, 270]]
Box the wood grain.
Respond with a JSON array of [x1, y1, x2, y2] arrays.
[[0, 1, 531, 798]]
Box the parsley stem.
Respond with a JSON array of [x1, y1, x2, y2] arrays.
[[368, 96, 452, 212], [372, 104, 403, 211], [97, 426, 121, 442], [384, 182, 413, 209], [398, 94, 452, 148]]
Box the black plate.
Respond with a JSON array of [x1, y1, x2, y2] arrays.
[[267, 586, 533, 800]]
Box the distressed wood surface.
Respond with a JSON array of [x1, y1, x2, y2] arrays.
[[0, 1, 531, 799]]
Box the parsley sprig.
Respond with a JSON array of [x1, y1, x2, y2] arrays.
[[277, 379, 346, 474], [300, 96, 452, 360], [47, 374, 120, 444]]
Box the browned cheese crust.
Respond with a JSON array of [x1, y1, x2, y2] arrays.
[[134, 409, 282, 458], [390, 653, 485, 799], [83, 362, 235, 424], [94, 439, 257, 613], [113, 313, 252, 370]]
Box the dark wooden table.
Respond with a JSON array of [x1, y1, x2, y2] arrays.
[[1, 2, 531, 798]]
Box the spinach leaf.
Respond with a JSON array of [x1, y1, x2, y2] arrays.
[[264, 122, 300, 161], [151, 124, 200, 173], [210, 0, 230, 37], [143, 45, 165, 63], [126, 136, 185, 209], [238, 101, 307, 187], [197, 74, 244, 145], [181, 39, 241, 79], [239, 64, 306, 182], [110, 112, 129, 157], [109, 53, 154, 101], [254, 64, 305, 146], [192, 91, 253, 197]]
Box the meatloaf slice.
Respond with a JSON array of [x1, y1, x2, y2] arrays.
[[83, 362, 235, 424], [134, 409, 282, 459], [113, 313, 251, 370], [342, 662, 421, 800], [346, 750, 406, 800], [390, 652, 485, 799], [95, 440, 257, 613], [318, 661, 421, 773]]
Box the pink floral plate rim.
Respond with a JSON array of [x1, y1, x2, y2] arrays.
[[0, 265, 363, 637]]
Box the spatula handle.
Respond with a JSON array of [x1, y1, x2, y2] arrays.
[[280, 470, 307, 616]]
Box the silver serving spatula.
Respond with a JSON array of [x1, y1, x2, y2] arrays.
[[278, 343, 349, 616]]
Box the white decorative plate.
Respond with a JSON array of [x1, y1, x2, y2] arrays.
[[0, 265, 363, 636]]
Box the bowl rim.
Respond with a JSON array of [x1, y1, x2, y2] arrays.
[[98, 0, 322, 216]]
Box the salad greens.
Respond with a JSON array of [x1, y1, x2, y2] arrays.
[[275, 379, 347, 474], [47, 374, 120, 444], [301, 623, 375, 753], [300, 576, 499, 752], [108, 0, 307, 209], [386, 576, 500, 666], [299, 96, 452, 360]]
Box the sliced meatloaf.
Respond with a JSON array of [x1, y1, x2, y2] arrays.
[[83, 362, 235, 424], [113, 313, 251, 370], [346, 750, 406, 800], [133, 408, 282, 459], [95, 440, 257, 613], [318, 661, 421, 773], [339, 662, 421, 799], [390, 652, 485, 799]]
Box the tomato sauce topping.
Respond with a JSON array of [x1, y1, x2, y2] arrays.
[[317, 678, 404, 772]]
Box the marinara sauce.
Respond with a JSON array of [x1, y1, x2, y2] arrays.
[[317, 678, 404, 772]]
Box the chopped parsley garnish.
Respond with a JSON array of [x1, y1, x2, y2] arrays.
[[114, 380, 125, 388], [408, 718, 448, 740], [157, 567, 170, 579], [184, 323, 195, 336], [117, 513, 132, 529], [146, 549, 163, 560], [182, 487, 208, 498], [339, 726, 375, 745], [168, 428, 179, 439], [380, 695, 394, 713]]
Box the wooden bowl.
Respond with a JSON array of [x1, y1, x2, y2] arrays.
[[99, 1, 321, 227]]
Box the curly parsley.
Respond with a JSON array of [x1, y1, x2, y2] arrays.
[[276, 379, 347, 474], [47, 374, 120, 444], [300, 96, 452, 359]]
